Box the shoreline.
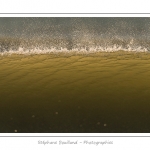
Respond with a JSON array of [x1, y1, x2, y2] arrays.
[[0, 50, 150, 59]]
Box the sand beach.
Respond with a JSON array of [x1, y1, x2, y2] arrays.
[[0, 51, 150, 132]]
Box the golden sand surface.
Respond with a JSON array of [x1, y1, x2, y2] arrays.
[[0, 51, 150, 133]]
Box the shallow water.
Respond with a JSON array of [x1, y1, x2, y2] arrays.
[[0, 52, 150, 133], [0, 17, 150, 53]]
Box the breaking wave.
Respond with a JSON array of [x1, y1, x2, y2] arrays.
[[0, 18, 150, 55]]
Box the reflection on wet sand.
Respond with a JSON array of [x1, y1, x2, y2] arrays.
[[0, 51, 150, 133]]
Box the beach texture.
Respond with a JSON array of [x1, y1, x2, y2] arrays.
[[0, 52, 150, 133]]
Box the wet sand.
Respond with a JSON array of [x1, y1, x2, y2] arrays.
[[0, 51, 150, 133]]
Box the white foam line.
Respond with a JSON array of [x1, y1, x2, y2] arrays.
[[0, 46, 148, 56]]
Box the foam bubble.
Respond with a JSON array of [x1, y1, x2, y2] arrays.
[[0, 45, 148, 56]]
